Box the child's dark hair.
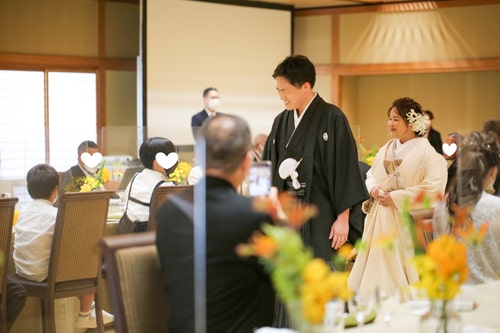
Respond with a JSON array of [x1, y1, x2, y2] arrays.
[[139, 137, 178, 175], [26, 164, 59, 199]]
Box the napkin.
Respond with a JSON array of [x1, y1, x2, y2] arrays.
[[254, 328, 297, 333], [463, 325, 495, 333]]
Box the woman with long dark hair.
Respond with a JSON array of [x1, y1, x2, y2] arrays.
[[435, 131, 500, 284]]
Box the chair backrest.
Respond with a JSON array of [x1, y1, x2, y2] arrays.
[[48, 191, 113, 285], [99, 232, 168, 333], [148, 185, 192, 231], [118, 167, 144, 192], [0, 198, 18, 308], [409, 207, 435, 250]]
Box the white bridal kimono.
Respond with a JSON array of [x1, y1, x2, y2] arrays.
[[348, 137, 447, 296]]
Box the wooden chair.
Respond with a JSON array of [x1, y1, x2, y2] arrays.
[[13, 191, 114, 333], [148, 185, 192, 231], [409, 207, 435, 250], [99, 232, 168, 333], [0, 198, 18, 333]]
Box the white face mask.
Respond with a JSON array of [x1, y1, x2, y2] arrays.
[[208, 98, 220, 111]]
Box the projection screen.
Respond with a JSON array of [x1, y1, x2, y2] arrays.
[[145, 0, 292, 145]]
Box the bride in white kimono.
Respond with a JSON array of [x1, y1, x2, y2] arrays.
[[348, 97, 447, 297]]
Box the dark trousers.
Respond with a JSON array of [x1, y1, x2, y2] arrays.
[[6, 274, 27, 331]]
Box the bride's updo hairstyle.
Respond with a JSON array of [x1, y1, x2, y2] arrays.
[[388, 97, 428, 137], [446, 131, 500, 215]]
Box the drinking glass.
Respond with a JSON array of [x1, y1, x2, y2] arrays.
[[348, 290, 375, 329], [324, 299, 345, 332], [377, 288, 400, 329]]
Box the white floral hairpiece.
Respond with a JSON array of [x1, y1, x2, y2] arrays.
[[406, 109, 429, 136]]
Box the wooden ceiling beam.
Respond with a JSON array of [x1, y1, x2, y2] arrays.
[[315, 58, 500, 76], [295, 0, 500, 16], [0, 53, 136, 71]]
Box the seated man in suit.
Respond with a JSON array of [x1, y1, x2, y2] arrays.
[[157, 114, 278, 332], [191, 87, 221, 138], [56, 140, 119, 205]]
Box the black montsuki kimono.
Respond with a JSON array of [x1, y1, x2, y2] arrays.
[[262, 94, 369, 261]]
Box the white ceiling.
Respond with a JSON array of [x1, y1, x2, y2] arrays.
[[247, 0, 440, 10]]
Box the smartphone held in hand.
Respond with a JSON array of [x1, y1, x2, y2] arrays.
[[248, 161, 272, 197]]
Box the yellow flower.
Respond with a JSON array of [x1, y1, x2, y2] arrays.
[[101, 168, 111, 183], [413, 234, 468, 300], [337, 243, 354, 260], [301, 262, 352, 323], [13, 209, 20, 226], [80, 183, 93, 192], [359, 143, 379, 166], [303, 259, 329, 283], [168, 161, 192, 184], [237, 193, 352, 326]]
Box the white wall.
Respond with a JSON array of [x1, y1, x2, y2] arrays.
[[147, 0, 292, 145]]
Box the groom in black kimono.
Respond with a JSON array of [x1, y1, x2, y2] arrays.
[[263, 55, 368, 262]]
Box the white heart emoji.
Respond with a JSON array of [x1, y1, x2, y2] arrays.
[[80, 152, 103, 168], [442, 143, 457, 157], [155, 152, 179, 169]]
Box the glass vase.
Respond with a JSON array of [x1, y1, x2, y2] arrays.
[[286, 300, 327, 333], [420, 300, 461, 333]]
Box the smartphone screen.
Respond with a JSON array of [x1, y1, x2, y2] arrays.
[[248, 161, 272, 197]]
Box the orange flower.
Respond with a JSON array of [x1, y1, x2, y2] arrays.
[[253, 234, 277, 258], [414, 191, 426, 204], [253, 192, 318, 229], [235, 231, 278, 259], [415, 234, 469, 300], [455, 222, 488, 246], [374, 232, 396, 250]]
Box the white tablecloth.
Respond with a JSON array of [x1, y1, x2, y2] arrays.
[[257, 282, 500, 333]]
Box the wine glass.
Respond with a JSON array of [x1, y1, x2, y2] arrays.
[[323, 299, 345, 332], [348, 290, 375, 329], [377, 288, 400, 329]]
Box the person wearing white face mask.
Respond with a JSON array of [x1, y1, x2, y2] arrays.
[[191, 87, 223, 138], [55, 140, 119, 207], [55, 140, 99, 206]]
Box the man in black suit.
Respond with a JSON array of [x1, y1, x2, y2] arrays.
[[443, 132, 462, 193], [56, 140, 100, 204], [157, 114, 276, 332], [191, 87, 221, 138], [424, 110, 443, 154]]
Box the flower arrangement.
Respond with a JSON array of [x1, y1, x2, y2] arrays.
[[402, 192, 488, 333], [236, 193, 353, 328], [168, 161, 192, 185], [406, 109, 429, 136], [359, 143, 378, 166], [65, 160, 110, 192], [412, 235, 467, 301]]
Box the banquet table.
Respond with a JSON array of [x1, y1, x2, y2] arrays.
[[256, 282, 500, 333], [345, 282, 500, 333]]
